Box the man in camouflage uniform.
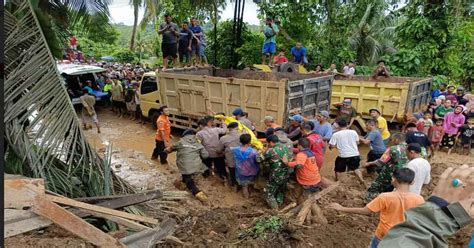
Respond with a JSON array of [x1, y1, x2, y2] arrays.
[[261, 135, 292, 209], [365, 133, 409, 202]]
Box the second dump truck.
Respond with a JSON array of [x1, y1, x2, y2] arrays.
[[139, 68, 334, 132]]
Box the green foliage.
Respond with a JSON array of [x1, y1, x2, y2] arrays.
[[77, 37, 118, 58], [236, 33, 265, 68], [206, 20, 256, 69], [240, 215, 283, 239], [114, 49, 138, 63]]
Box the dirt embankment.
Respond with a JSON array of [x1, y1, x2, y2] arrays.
[[5, 109, 473, 247]]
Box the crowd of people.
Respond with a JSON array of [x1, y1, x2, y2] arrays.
[[150, 83, 472, 246]]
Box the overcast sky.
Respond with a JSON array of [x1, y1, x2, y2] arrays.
[[109, 0, 261, 26]]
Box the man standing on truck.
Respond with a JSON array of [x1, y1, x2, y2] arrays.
[[371, 60, 390, 79], [262, 17, 279, 66], [158, 14, 179, 70], [189, 17, 203, 66], [369, 108, 391, 145], [291, 42, 307, 65], [152, 106, 172, 164], [333, 99, 358, 130], [178, 21, 193, 67]]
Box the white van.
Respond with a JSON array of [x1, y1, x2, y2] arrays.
[[57, 63, 107, 105]]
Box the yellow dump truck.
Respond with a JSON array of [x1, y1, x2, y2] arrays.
[[331, 75, 432, 132], [139, 68, 334, 132]]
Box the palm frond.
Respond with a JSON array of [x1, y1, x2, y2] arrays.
[[5, 0, 133, 197]]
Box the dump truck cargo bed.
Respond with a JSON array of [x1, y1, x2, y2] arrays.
[[330, 75, 432, 129], [139, 68, 334, 132]]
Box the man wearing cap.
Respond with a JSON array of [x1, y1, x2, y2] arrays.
[[233, 108, 255, 132], [311, 111, 333, 142], [333, 99, 358, 128], [405, 143, 431, 195], [165, 128, 210, 203], [286, 114, 303, 141], [217, 122, 242, 187], [369, 108, 391, 145]]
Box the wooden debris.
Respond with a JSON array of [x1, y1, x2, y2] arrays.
[[279, 202, 297, 213], [5, 175, 45, 209], [46, 194, 159, 225], [293, 182, 339, 225], [120, 218, 176, 248], [164, 235, 186, 246], [4, 209, 52, 238], [74, 190, 163, 208], [311, 204, 328, 225], [33, 195, 125, 247], [82, 210, 151, 231]]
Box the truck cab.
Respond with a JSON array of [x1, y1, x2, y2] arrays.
[[139, 72, 162, 127]]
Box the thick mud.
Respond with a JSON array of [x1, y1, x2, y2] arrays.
[[5, 108, 473, 247]]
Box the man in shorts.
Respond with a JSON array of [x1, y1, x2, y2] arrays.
[[329, 119, 365, 186], [189, 17, 203, 66], [158, 14, 179, 70], [80, 89, 100, 133], [178, 21, 192, 67], [262, 17, 279, 65]]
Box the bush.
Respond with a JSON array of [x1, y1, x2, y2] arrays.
[[113, 49, 137, 63]]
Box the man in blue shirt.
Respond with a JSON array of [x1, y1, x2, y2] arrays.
[[262, 17, 279, 65], [431, 83, 447, 99], [291, 42, 307, 65], [189, 17, 203, 66], [360, 119, 386, 174]]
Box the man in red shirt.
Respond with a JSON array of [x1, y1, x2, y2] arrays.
[[273, 51, 288, 65], [294, 123, 325, 170]]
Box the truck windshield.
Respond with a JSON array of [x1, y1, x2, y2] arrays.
[[141, 76, 158, 94]]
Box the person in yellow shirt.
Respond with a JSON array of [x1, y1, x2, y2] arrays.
[[329, 167, 424, 248], [370, 108, 391, 145]]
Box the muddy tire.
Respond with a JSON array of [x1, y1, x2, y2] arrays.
[[279, 62, 295, 73]]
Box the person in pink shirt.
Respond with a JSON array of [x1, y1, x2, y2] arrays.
[[441, 105, 465, 154]]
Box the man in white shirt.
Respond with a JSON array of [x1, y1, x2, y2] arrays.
[[329, 119, 365, 185], [405, 143, 431, 195]]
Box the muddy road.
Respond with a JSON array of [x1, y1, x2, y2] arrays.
[[6, 108, 471, 247]]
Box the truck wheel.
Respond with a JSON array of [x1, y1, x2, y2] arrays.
[[279, 62, 295, 73], [150, 111, 159, 129], [350, 125, 364, 136]]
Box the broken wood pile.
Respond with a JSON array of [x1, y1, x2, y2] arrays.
[[4, 174, 186, 247], [283, 182, 339, 226]]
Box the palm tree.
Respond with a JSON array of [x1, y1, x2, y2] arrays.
[[27, 0, 112, 58], [130, 0, 143, 50], [5, 0, 133, 197], [348, 3, 397, 65]]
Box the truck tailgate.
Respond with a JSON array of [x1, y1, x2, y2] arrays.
[[287, 75, 333, 118]]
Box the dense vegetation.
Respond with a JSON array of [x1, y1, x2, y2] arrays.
[[35, 0, 473, 89]]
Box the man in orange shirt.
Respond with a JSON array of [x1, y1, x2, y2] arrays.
[[283, 138, 331, 196], [329, 167, 425, 248], [152, 106, 172, 164]]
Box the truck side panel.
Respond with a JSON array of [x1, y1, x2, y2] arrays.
[[158, 73, 287, 132], [331, 80, 411, 122], [287, 75, 333, 119]]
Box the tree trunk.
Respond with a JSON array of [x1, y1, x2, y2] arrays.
[[130, 6, 139, 51]]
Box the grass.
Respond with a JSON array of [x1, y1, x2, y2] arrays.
[[240, 215, 284, 239]]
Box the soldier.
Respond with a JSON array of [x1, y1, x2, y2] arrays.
[[365, 133, 408, 202], [261, 135, 292, 209]]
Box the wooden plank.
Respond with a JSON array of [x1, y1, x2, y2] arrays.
[[120, 218, 176, 248], [294, 182, 339, 225], [4, 209, 52, 238], [74, 190, 163, 207], [5, 176, 45, 209], [45, 194, 159, 225], [82, 210, 151, 231], [32, 195, 125, 247]]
